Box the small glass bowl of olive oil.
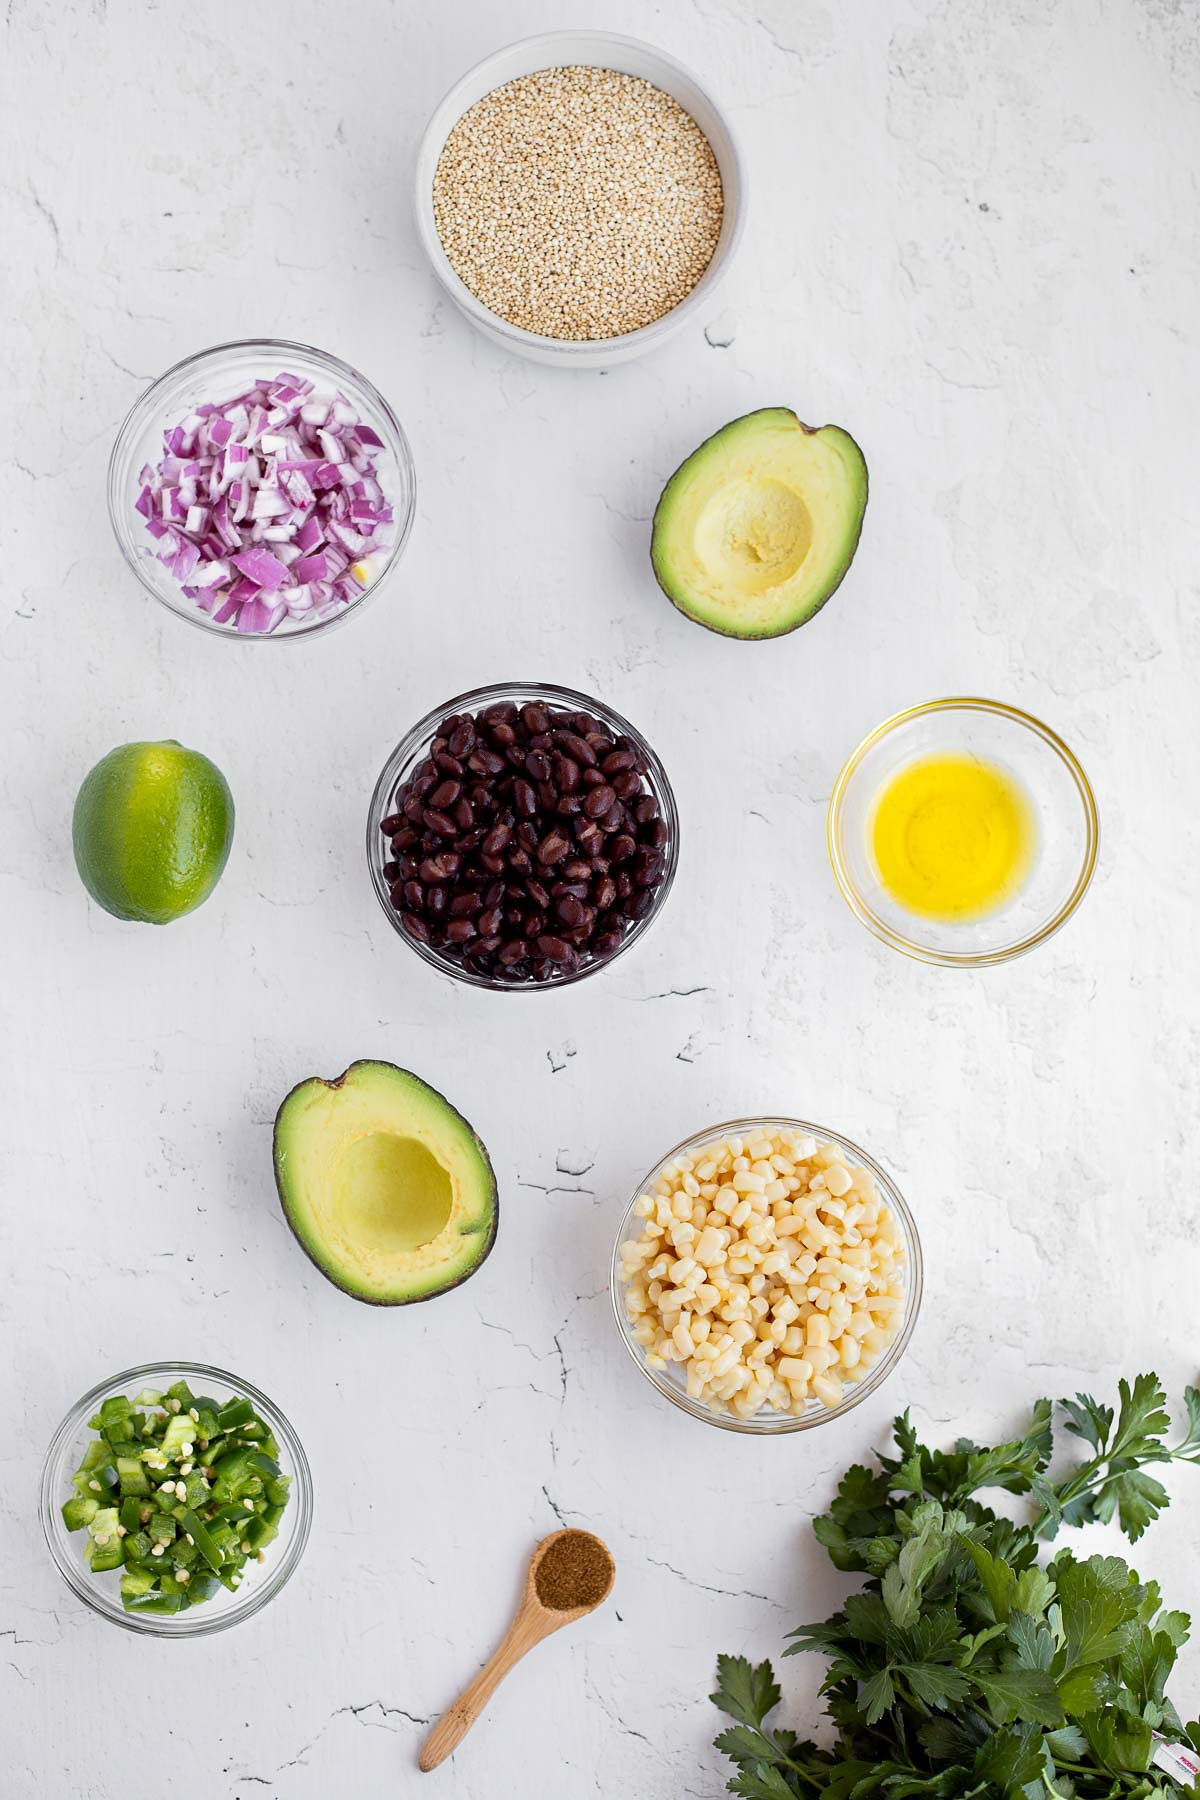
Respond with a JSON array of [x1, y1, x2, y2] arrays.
[[827, 699, 1098, 966]]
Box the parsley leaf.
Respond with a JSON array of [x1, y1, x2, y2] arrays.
[[1110, 1373, 1171, 1460], [973, 1667, 1064, 1727], [858, 1667, 896, 1725], [712, 1655, 781, 1729]]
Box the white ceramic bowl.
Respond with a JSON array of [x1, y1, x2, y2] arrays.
[[413, 31, 747, 367]]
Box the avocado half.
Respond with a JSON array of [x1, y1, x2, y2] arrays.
[[650, 407, 868, 640], [273, 1061, 498, 1305]]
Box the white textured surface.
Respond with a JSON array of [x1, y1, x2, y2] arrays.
[[2, 1, 1198, 1795]]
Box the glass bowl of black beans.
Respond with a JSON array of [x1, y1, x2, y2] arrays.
[[367, 682, 679, 989]]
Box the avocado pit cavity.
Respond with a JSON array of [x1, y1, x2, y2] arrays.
[[695, 477, 813, 595], [335, 1132, 454, 1253]]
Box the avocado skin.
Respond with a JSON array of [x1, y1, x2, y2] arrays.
[[650, 407, 869, 641], [272, 1059, 498, 1307]]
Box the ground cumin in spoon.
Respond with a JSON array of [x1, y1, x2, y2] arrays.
[[534, 1530, 614, 1611]]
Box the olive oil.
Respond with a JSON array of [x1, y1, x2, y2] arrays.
[[870, 752, 1036, 922]]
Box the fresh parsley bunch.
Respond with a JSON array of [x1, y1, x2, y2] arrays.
[[713, 1375, 1200, 1798]]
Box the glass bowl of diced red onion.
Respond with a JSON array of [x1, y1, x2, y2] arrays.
[[107, 339, 416, 640]]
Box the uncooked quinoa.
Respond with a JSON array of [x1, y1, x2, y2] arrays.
[[432, 66, 724, 341]]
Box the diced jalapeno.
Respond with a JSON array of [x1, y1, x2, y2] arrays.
[[62, 1385, 292, 1611]]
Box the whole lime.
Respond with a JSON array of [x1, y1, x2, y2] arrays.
[[72, 740, 235, 924]]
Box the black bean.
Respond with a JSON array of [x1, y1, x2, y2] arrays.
[[435, 753, 464, 779], [520, 702, 550, 735], [593, 928, 621, 957], [513, 779, 537, 817], [537, 830, 570, 866], [616, 871, 634, 901], [420, 853, 461, 882], [448, 722, 475, 758], [562, 858, 592, 883], [526, 878, 551, 911], [508, 847, 533, 875], [554, 754, 581, 793], [402, 879, 425, 911], [497, 938, 527, 965], [524, 911, 548, 939], [400, 912, 430, 942], [478, 907, 503, 937], [490, 721, 517, 747], [516, 821, 540, 851], [382, 859, 400, 883], [423, 807, 457, 837], [634, 848, 663, 888], [402, 794, 425, 825], [584, 784, 617, 819], [552, 880, 589, 901], [556, 730, 597, 768], [642, 817, 669, 850], [380, 812, 405, 836], [480, 852, 506, 875], [468, 748, 506, 777], [633, 795, 657, 824], [445, 918, 477, 943], [536, 934, 574, 965], [610, 833, 636, 864], [525, 749, 551, 783], [557, 895, 586, 928], [601, 749, 636, 776], [390, 826, 419, 852], [611, 770, 641, 801], [626, 888, 655, 921], [481, 823, 511, 857], [453, 797, 475, 831], [483, 880, 506, 908], [411, 771, 436, 799], [555, 795, 583, 818], [449, 892, 480, 919], [593, 875, 617, 912], [426, 885, 448, 918]]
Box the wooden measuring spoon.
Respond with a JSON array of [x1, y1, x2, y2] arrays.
[[419, 1528, 615, 1772]]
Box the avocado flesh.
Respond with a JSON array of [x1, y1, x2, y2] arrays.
[[651, 408, 868, 639], [273, 1061, 498, 1304]]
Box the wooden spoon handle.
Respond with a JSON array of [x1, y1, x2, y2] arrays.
[[419, 1612, 545, 1772]]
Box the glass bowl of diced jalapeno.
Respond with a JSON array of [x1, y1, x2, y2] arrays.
[[40, 1362, 312, 1636]]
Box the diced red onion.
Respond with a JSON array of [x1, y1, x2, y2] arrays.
[[137, 372, 395, 633]]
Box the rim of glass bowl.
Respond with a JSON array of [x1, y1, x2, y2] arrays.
[[610, 1117, 923, 1435], [827, 697, 1100, 969], [106, 337, 416, 643], [412, 30, 747, 360], [366, 681, 680, 992], [40, 1361, 313, 1636]]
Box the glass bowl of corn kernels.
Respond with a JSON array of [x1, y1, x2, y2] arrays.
[[610, 1117, 922, 1434]]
